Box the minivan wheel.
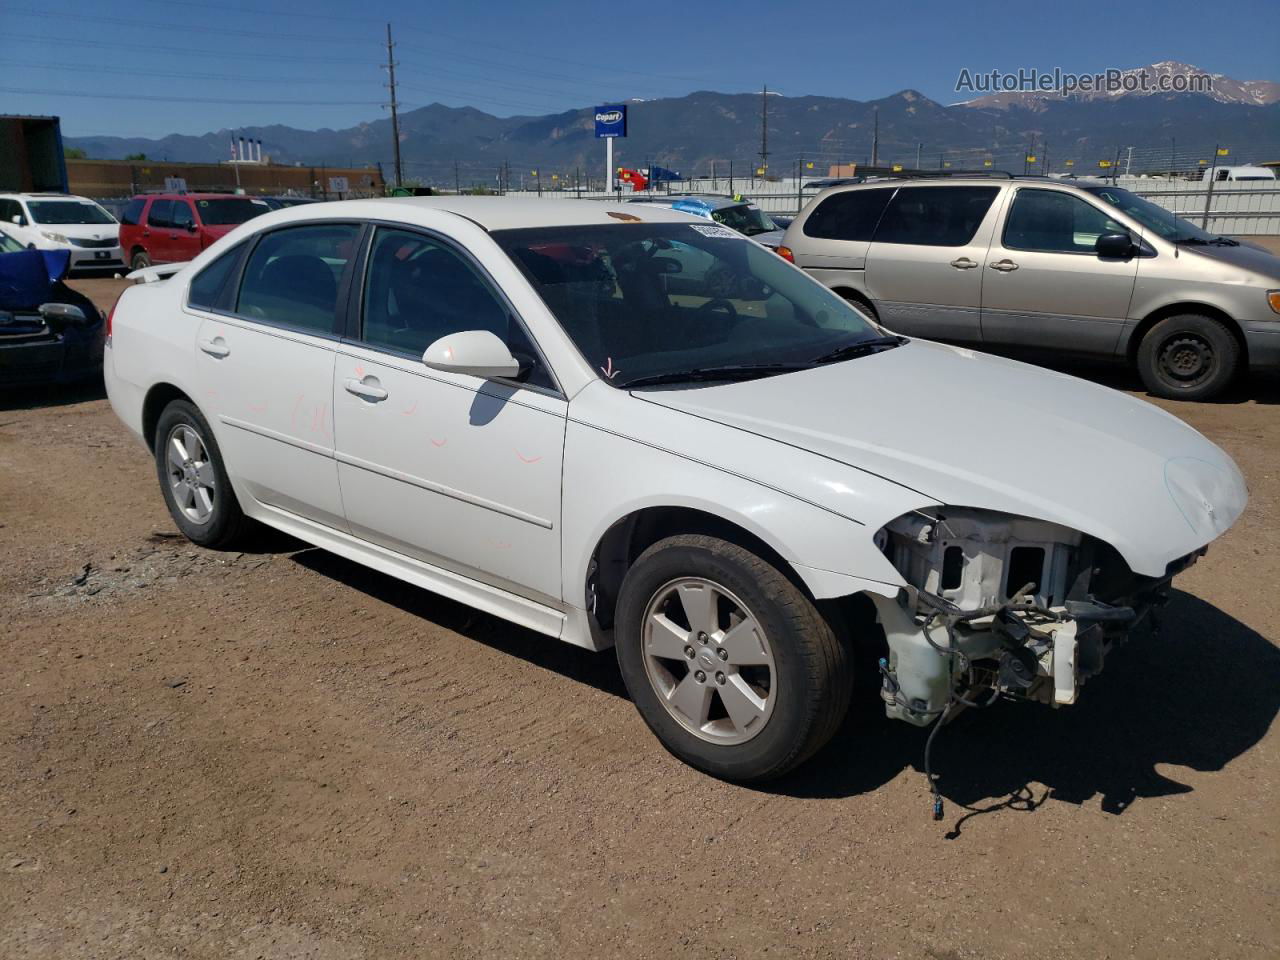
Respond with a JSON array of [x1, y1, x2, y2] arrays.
[[1137, 314, 1240, 401], [615, 534, 851, 782], [154, 400, 248, 548], [131, 250, 152, 271]]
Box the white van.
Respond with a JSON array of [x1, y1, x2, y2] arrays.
[[1201, 165, 1276, 183]]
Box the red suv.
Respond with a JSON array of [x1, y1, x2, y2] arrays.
[[118, 193, 269, 270]]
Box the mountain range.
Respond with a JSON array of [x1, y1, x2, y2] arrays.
[[65, 62, 1279, 183]]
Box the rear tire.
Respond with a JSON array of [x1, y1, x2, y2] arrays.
[[154, 400, 248, 549], [615, 534, 851, 782], [1136, 314, 1240, 401], [131, 250, 152, 271]]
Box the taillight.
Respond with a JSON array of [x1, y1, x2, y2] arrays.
[[106, 302, 116, 341], [776, 245, 795, 263]]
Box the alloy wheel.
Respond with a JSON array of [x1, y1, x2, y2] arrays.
[[641, 577, 776, 745], [165, 424, 216, 525]]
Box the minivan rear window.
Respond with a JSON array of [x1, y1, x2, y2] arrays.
[[873, 186, 999, 247], [803, 189, 893, 241]]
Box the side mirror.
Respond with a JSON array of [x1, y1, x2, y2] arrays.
[[11, 215, 24, 226], [185, 222, 198, 233], [422, 330, 520, 380], [39, 302, 88, 324], [1095, 232, 1134, 259]]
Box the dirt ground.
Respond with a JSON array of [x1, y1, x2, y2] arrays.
[[2, 275, 1278, 959]]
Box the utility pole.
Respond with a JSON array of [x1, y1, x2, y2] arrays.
[[1125, 145, 1133, 177], [1170, 137, 1176, 177], [759, 85, 769, 176], [915, 142, 922, 171], [1043, 141, 1050, 176], [870, 107, 879, 168], [1025, 134, 1036, 175], [384, 23, 403, 188], [454, 159, 460, 195]]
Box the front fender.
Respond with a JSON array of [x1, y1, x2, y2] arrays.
[[560, 416, 908, 608]]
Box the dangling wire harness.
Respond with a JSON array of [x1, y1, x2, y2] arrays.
[[884, 584, 1064, 822]]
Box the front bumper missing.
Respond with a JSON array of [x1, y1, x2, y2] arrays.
[[871, 577, 1169, 727]]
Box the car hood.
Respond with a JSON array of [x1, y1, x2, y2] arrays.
[[1185, 240, 1280, 279], [637, 340, 1247, 577]]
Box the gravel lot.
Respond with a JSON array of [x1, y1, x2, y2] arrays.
[[2, 275, 1278, 959]]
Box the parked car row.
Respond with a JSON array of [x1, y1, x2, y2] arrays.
[[777, 175, 1280, 400], [0, 191, 318, 278]]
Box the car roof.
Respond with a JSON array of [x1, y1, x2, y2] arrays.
[[295, 196, 706, 230], [134, 192, 257, 201], [0, 192, 97, 200]]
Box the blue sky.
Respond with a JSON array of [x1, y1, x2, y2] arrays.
[[4, 0, 1278, 139]]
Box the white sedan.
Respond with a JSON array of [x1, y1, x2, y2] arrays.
[[105, 197, 1247, 786]]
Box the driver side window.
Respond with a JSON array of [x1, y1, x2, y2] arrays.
[[361, 227, 554, 390]]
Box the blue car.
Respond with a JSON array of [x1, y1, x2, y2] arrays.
[[627, 194, 786, 249], [0, 233, 105, 386]]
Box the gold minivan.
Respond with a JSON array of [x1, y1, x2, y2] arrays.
[[779, 176, 1280, 400]]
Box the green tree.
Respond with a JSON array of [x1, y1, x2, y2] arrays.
[[64, 147, 87, 160], [124, 152, 148, 161]]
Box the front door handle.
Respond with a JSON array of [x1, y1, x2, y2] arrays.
[[949, 257, 978, 269], [198, 337, 230, 358], [989, 259, 1020, 272], [345, 377, 388, 402]]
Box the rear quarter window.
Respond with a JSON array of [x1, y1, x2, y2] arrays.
[[187, 243, 244, 311], [873, 186, 1000, 247], [802, 189, 894, 241]]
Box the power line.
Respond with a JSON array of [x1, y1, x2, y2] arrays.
[[6, 32, 371, 63], [0, 86, 383, 106], [4, 6, 374, 46], [4, 60, 376, 87]]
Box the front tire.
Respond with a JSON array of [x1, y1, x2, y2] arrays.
[[1136, 314, 1240, 401], [615, 535, 851, 782], [131, 249, 152, 271], [154, 400, 248, 548]]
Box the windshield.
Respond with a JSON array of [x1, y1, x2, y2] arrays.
[[194, 197, 268, 226], [1083, 186, 1215, 243], [494, 222, 885, 388], [710, 203, 778, 237], [28, 200, 116, 225]]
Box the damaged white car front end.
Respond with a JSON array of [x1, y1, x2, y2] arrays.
[[872, 508, 1199, 725]]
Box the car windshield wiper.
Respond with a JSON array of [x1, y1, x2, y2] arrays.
[[620, 362, 814, 389], [1209, 236, 1240, 246], [810, 335, 907, 365]]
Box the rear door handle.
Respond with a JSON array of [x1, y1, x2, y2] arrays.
[[989, 259, 1019, 272], [198, 337, 230, 358], [949, 257, 978, 269], [345, 377, 388, 402]]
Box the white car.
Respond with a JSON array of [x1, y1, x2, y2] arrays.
[[104, 198, 1247, 787], [0, 192, 124, 270]]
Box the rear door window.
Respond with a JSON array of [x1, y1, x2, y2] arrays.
[[120, 198, 145, 226], [171, 201, 195, 230], [147, 199, 174, 229], [1003, 189, 1128, 253], [802, 189, 894, 241], [872, 186, 1000, 247], [187, 244, 244, 311], [235, 223, 359, 335]]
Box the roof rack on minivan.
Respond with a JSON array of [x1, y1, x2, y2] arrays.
[[881, 169, 1016, 180]]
